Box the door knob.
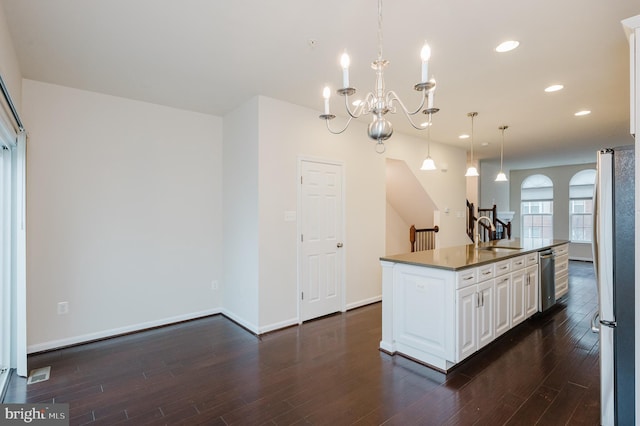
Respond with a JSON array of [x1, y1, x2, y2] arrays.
[[337, 242, 343, 248]]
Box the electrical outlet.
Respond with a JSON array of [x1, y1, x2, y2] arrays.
[[211, 280, 219, 290], [57, 301, 69, 315]]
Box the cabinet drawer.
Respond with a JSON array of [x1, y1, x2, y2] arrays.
[[456, 269, 477, 288], [495, 259, 511, 277], [477, 264, 495, 282], [554, 244, 569, 257], [511, 255, 526, 271], [525, 252, 538, 266], [556, 274, 569, 298], [555, 255, 569, 277]]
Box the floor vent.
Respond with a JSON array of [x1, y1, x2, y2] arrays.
[[27, 366, 51, 385]]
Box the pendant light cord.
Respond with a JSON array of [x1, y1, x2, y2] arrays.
[[427, 114, 432, 156], [500, 127, 504, 168]]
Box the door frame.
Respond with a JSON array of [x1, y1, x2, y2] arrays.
[[297, 156, 346, 323]]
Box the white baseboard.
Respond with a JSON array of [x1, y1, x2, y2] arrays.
[[346, 295, 382, 311], [27, 308, 222, 354], [29, 297, 385, 353], [258, 317, 299, 334], [219, 309, 260, 335]]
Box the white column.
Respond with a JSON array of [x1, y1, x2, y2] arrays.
[[379, 261, 396, 353]]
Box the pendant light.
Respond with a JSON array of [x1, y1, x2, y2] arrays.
[[464, 112, 479, 177], [495, 125, 508, 182], [420, 114, 437, 170]]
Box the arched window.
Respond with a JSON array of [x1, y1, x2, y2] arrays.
[[569, 169, 596, 242], [521, 174, 553, 244]]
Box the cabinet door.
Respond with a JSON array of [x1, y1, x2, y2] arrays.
[[511, 271, 526, 327], [456, 286, 477, 361], [555, 254, 569, 299], [495, 275, 511, 337], [393, 266, 454, 359], [525, 265, 539, 317], [477, 279, 495, 350]]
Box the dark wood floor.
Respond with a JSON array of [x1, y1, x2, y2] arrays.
[[4, 261, 599, 425]]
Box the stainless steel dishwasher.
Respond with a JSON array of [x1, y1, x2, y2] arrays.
[[539, 249, 556, 311]]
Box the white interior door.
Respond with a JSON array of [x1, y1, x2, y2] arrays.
[[299, 159, 344, 322]]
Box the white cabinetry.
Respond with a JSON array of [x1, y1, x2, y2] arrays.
[[456, 285, 476, 360], [554, 243, 569, 299], [510, 271, 526, 327], [390, 264, 455, 368], [380, 246, 548, 372], [456, 277, 494, 361], [477, 280, 495, 350], [494, 274, 511, 337], [511, 256, 539, 327], [455, 253, 539, 362], [525, 264, 539, 318]]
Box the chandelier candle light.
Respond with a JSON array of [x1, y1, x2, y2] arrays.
[[319, 0, 439, 153]]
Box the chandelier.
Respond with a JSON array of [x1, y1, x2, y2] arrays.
[[319, 0, 439, 153]]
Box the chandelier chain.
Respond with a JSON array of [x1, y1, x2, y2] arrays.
[[377, 0, 383, 61]]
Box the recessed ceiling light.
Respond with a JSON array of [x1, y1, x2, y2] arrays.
[[495, 40, 520, 53], [575, 110, 591, 116], [545, 84, 564, 92], [459, 134, 470, 139]]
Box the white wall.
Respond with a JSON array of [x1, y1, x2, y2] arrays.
[[0, 3, 21, 112], [385, 132, 470, 248], [509, 162, 597, 260], [19, 86, 470, 345], [479, 160, 510, 212], [222, 97, 260, 331], [22, 80, 223, 351], [252, 96, 469, 330], [386, 202, 411, 255], [256, 96, 387, 329]]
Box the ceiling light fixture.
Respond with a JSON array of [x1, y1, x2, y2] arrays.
[[575, 110, 591, 116], [495, 125, 508, 182], [319, 0, 439, 153], [465, 112, 480, 177], [495, 40, 520, 53], [545, 84, 564, 92], [420, 113, 437, 171]]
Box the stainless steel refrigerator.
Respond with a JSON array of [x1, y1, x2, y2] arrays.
[[592, 145, 635, 426]]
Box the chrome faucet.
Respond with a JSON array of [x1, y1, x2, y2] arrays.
[[475, 216, 496, 247]]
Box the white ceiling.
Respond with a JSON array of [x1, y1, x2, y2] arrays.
[[2, 0, 638, 169]]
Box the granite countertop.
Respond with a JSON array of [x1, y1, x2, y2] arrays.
[[380, 239, 569, 271]]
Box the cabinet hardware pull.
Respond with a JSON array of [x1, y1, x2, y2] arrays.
[[482, 271, 491, 275], [464, 276, 473, 281]]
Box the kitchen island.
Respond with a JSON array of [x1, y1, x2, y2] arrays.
[[379, 239, 569, 372]]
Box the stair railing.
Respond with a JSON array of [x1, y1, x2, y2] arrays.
[[410, 225, 440, 252]]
